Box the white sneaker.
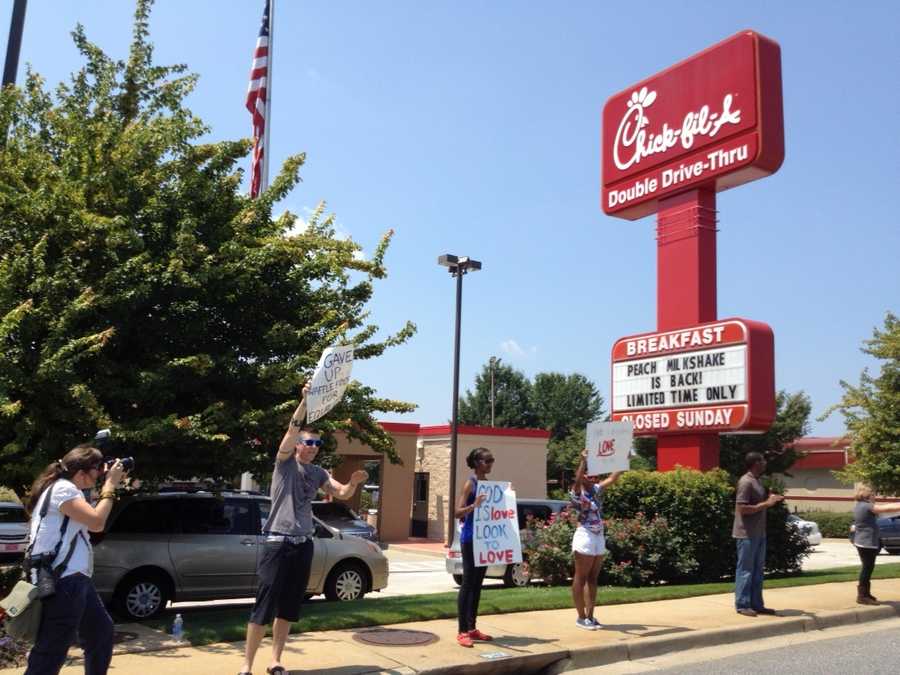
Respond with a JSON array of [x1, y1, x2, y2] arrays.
[[576, 618, 597, 630]]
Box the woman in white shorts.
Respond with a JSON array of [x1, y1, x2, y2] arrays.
[[570, 451, 622, 630]]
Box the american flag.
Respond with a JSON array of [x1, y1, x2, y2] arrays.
[[246, 1, 270, 198]]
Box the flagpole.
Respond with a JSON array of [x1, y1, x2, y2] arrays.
[[260, 0, 274, 193]]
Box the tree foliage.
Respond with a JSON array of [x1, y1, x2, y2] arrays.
[[458, 359, 537, 428], [531, 372, 602, 441], [824, 312, 900, 495], [0, 0, 415, 493], [632, 390, 812, 478]]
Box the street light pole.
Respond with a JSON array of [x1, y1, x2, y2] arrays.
[[489, 356, 496, 427], [2, 0, 27, 87], [437, 254, 482, 547]]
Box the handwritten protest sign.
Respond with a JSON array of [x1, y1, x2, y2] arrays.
[[473, 481, 522, 567], [307, 345, 354, 424], [585, 420, 633, 476]]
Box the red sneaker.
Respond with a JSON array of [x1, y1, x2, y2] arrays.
[[457, 632, 474, 648], [468, 629, 493, 641]]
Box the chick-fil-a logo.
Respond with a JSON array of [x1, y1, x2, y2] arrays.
[[613, 86, 742, 171]]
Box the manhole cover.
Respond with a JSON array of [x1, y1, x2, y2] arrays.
[[112, 631, 139, 645], [352, 628, 439, 647]]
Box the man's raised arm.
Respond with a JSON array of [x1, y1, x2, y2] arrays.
[[276, 384, 309, 462]]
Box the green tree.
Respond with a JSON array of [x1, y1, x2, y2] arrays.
[[458, 359, 536, 428], [824, 312, 900, 494], [0, 0, 415, 493], [531, 372, 603, 441], [632, 390, 812, 478]]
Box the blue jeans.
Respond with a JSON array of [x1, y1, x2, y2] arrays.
[[25, 573, 114, 675], [735, 537, 766, 610]]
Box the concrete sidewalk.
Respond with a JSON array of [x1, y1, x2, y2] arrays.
[[6, 579, 899, 675]]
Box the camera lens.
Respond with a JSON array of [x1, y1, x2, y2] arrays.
[[120, 457, 135, 472]]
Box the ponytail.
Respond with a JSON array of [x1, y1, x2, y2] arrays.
[[26, 444, 103, 514]]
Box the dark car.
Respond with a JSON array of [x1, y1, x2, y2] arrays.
[[312, 501, 377, 541], [877, 514, 900, 554]]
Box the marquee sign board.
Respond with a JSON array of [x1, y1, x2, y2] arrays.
[[610, 318, 775, 434], [601, 30, 784, 220]]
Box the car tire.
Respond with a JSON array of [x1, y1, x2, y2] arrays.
[[113, 571, 171, 621], [324, 562, 368, 601], [502, 561, 531, 588], [452, 574, 464, 586]]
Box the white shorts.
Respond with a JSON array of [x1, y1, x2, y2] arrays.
[[572, 527, 607, 556]]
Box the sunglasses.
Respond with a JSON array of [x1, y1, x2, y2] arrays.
[[299, 439, 323, 447]]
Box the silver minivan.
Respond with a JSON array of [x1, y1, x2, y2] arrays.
[[91, 492, 388, 621], [445, 498, 569, 587]]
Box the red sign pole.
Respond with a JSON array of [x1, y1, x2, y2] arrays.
[[656, 187, 719, 470]]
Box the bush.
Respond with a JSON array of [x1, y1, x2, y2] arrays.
[[522, 508, 577, 585], [798, 510, 855, 538], [604, 469, 736, 581], [602, 512, 699, 586], [604, 469, 810, 582]]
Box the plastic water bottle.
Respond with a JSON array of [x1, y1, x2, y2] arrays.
[[172, 614, 184, 642]]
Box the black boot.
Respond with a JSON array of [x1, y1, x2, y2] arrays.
[[857, 584, 877, 605], [863, 581, 878, 603]]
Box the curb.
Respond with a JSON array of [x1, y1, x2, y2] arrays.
[[415, 603, 900, 675]]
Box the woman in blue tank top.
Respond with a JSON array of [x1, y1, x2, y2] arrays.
[[455, 447, 494, 648]]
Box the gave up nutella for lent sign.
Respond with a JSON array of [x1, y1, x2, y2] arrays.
[[473, 481, 522, 568], [307, 345, 354, 424], [585, 421, 633, 476]]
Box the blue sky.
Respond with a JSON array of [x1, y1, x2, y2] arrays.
[[7, 1, 899, 436]]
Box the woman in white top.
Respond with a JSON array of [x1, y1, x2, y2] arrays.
[[24, 444, 127, 675]]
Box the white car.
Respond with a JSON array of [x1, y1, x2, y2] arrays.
[[446, 498, 568, 587], [787, 514, 822, 546], [0, 501, 29, 564]]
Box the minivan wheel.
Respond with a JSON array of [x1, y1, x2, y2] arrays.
[[114, 572, 171, 620], [502, 561, 531, 588], [324, 562, 368, 601]]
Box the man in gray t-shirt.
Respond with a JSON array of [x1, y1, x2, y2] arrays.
[[732, 452, 783, 617], [240, 386, 368, 675]]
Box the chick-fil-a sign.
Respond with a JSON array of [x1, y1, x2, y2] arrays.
[[602, 31, 784, 220], [473, 481, 522, 567]]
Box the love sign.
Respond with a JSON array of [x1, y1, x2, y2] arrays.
[[585, 421, 633, 476], [473, 481, 522, 568]]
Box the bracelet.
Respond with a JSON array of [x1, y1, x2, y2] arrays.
[[99, 491, 117, 501]]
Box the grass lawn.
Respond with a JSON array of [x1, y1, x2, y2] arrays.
[[147, 563, 900, 647]]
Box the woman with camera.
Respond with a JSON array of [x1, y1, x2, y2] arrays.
[[24, 444, 128, 675], [852, 484, 900, 605]]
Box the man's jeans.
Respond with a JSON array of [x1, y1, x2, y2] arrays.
[[25, 573, 114, 675], [735, 536, 766, 610]]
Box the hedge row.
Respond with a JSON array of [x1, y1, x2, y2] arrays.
[[798, 510, 854, 538], [524, 469, 811, 586]]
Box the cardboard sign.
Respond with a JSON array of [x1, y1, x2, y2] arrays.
[[585, 421, 633, 475], [307, 345, 354, 424], [473, 481, 522, 568]]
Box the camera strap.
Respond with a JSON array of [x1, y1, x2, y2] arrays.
[[25, 482, 74, 572]]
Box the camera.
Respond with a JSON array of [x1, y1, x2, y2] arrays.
[[93, 429, 135, 472], [105, 456, 135, 472]]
